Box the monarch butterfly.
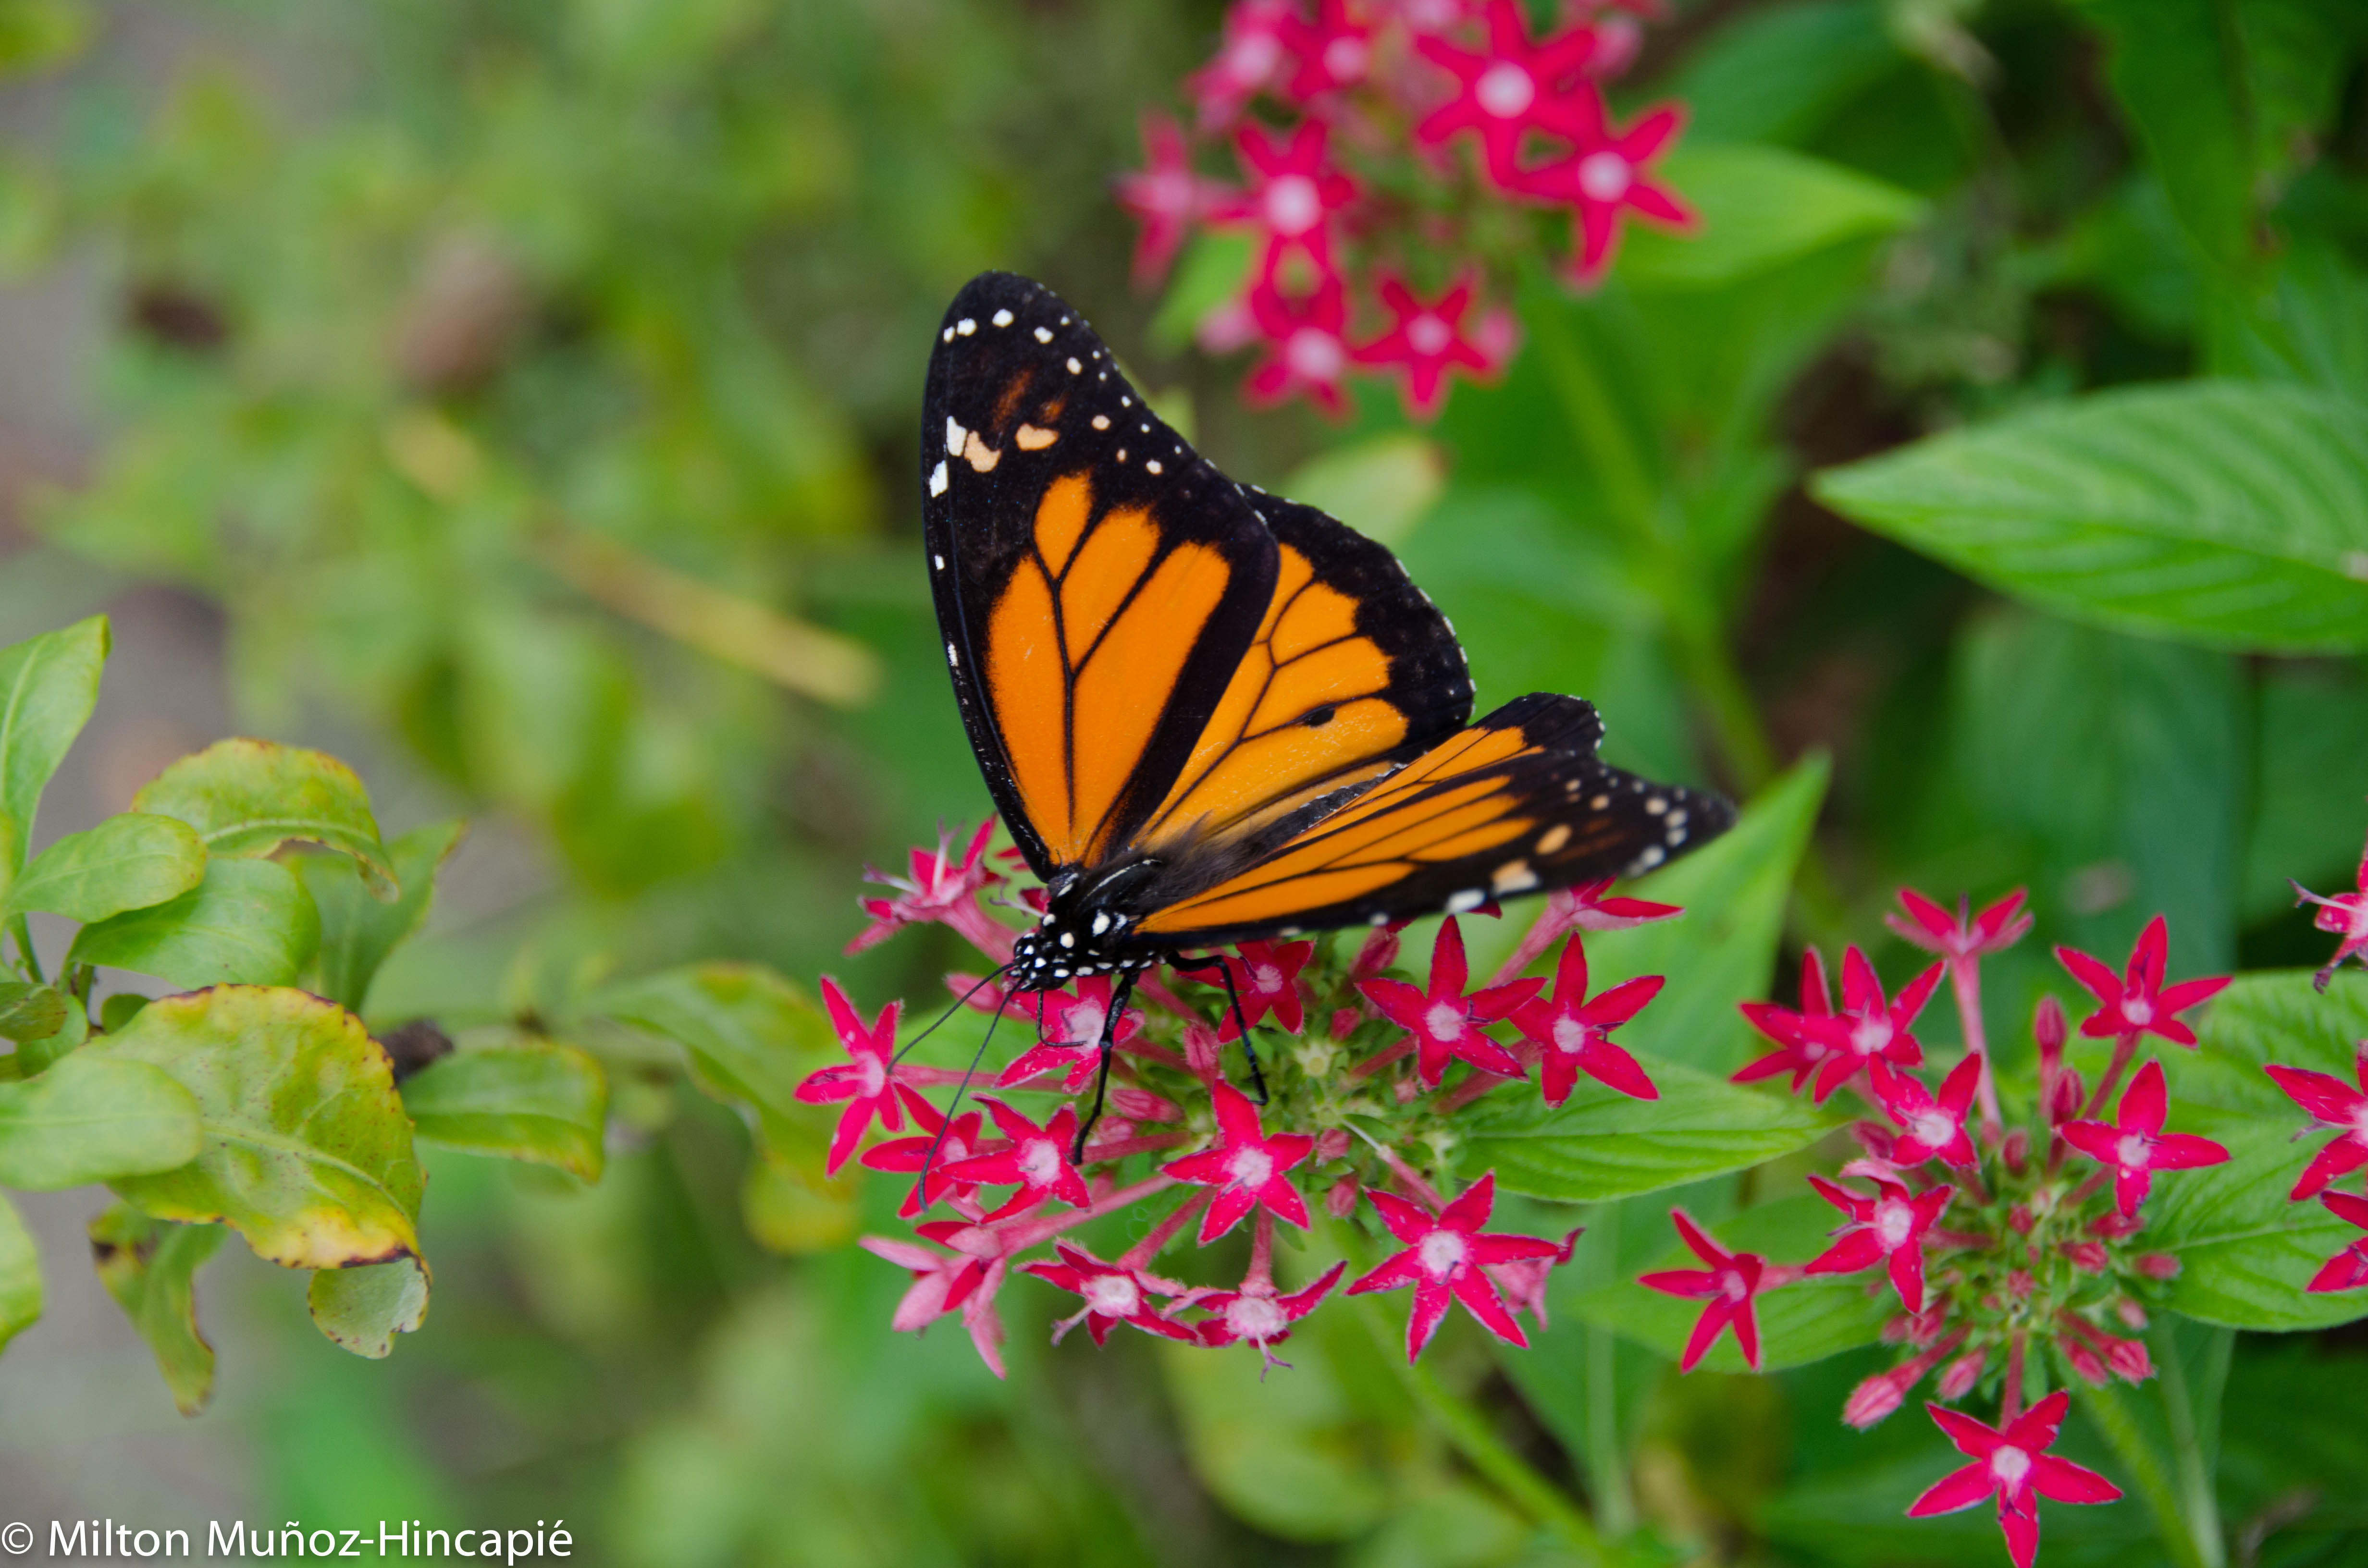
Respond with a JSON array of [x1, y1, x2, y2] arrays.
[[924, 271, 1732, 1143]]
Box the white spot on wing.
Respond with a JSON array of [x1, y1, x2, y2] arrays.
[[946, 640, 959, 667], [1146, 459, 1163, 474], [1035, 326, 1053, 343], [945, 416, 965, 455], [929, 460, 949, 496], [957, 318, 976, 335], [1445, 890, 1486, 914], [992, 308, 1013, 327]]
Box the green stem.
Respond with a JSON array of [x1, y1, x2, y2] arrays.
[[10, 915, 42, 986], [1584, 1323, 1634, 1536], [2082, 1383, 2210, 1568], [2158, 1326, 2231, 1568]]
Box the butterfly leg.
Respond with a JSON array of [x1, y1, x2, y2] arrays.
[[1204, 953, 1270, 1105], [1068, 967, 1141, 1164]]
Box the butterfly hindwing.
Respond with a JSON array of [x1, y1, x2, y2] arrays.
[[923, 273, 1278, 878], [1127, 693, 1737, 948]]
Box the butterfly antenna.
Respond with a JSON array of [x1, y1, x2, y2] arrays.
[[1184, 952, 1269, 1105], [1069, 968, 1139, 1164], [910, 982, 1013, 1213], [891, 963, 1012, 1071]]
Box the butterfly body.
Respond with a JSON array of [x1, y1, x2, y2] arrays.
[[922, 272, 1734, 1139]]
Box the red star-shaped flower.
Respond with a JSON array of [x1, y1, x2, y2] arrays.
[[794, 978, 904, 1175], [846, 818, 1006, 956], [2054, 915, 2230, 1047], [1275, 0, 1372, 102], [2060, 1060, 2230, 1215], [1507, 935, 1661, 1106], [1243, 274, 1355, 415], [939, 1099, 1093, 1219], [995, 975, 1144, 1092], [1208, 119, 1358, 279], [1907, 1392, 2122, 1568], [1196, 1262, 1346, 1367], [1804, 1174, 1953, 1313], [2307, 1190, 2368, 1292], [1205, 938, 1314, 1041], [1735, 945, 1838, 1093], [1347, 1173, 1565, 1360], [1350, 273, 1511, 417], [1356, 917, 1542, 1086], [2293, 831, 2368, 990], [1871, 1056, 1982, 1169], [1887, 887, 2035, 961], [2264, 1042, 2368, 1199], [1116, 112, 1233, 288], [1184, 0, 1299, 130], [860, 1084, 987, 1217], [1808, 947, 1942, 1104], [1413, 0, 1608, 189], [1508, 103, 1693, 282], [1024, 1242, 1203, 1346], [863, 1224, 1010, 1376], [1640, 1208, 1770, 1371], [1164, 1081, 1317, 1243]]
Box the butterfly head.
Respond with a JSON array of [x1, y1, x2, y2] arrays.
[[1008, 865, 1157, 992]]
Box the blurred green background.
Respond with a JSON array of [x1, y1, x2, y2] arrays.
[[2, 0, 2366, 1564]]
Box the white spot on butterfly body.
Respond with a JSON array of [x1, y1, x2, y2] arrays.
[[1059, 931, 1074, 948], [1092, 912, 1110, 935], [929, 460, 949, 496], [1370, 912, 1393, 926], [992, 308, 1013, 327], [1035, 327, 1053, 343], [1445, 890, 1487, 914], [957, 318, 977, 335]]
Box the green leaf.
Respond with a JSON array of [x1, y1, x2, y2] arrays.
[[0, 1191, 38, 1354], [741, 1149, 859, 1255], [0, 613, 106, 874], [297, 819, 463, 1014], [1512, 754, 1828, 1074], [1568, 1196, 1892, 1372], [0, 812, 206, 923], [1459, 1051, 1837, 1202], [2141, 972, 2368, 1330], [89, 1203, 224, 1416], [1159, 1334, 1396, 1542], [1148, 230, 1254, 355], [133, 737, 398, 898], [12, 990, 84, 1076], [1618, 144, 1922, 290], [1812, 382, 2368, 653], [1282, 433, 1446, 549], [307, 1256, 430, 1360], [592, 961, 841, 1171], [0, 1049, 201, 1188], [2084, 0, 2257, 278], [68, 857, 321, 989], [0, 979, 65, 1043], [93, 986, 424, 1270], [400, 1040, 607, 1182], [1665, 0, 1900, 147]]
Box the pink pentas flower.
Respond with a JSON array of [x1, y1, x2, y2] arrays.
[[2264, 1042, 2368, 1198], [1804, 1173, 1953, 1314], [1347, 1173, 1566, 1360], [1163, 1081, 1317, 1242], [1196, 1262, 1346, 1366], [1639, 1208, 1771, 1371], [1490, 878, 1680, 984], [1205, 938, 1314, 1040], [1907, 1392, 2122, 1568], [1244, 275, 1355, 415], [1508, 936, 1662, 1105], [1482, 1224, 1580, 1332], [1184, 0, 1299, 130], [1413, 0, 1607, 189], [1116, 113, 1233, 287], [866, 1223, 1011, 1377], [2308, 1190, 2368, 1292], [1275, 0, 1373, 103], [795, 978, 904, 1175], [2060, 1059, 2230, 1215], [1024, 1242, 1203, 1346], [939, 1099, 1093, 1220], [996, 976, 1144, 1092], [1509, 104, 1693, 283], [1809, 947, 1942, 1104], [1736, 946, 1838, 1092], [861, 1084, 987, 1218], [1209, 119, 1358, 279], [2054, 915, 2230, 1047], [1356, 917, 1542, 1086], [2292, 830, 2368, 991], [1872, 1055, 1983, 1169], [1351, 273, 1510, 416], [1887, 887, 2035, 961], [847, 818, 1008, 957]]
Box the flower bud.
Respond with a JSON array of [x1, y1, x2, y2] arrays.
[[1328, 1006, 1364, 1041], [2064, 1339, 2109, 1386], [1392, 1074, 1420, 1104], [1843, 1370, 1907, 1429], [2049, 1069, 2084, 1126], [1938, 1346, 1987, 1399], [2114, 1297, 2148, 1331], [2008, 1204, 2035, 1236], [1350, 924, 1403, 979], [1111, 1087, 1182, 1123], [2001, 1127, 2030, 1175], [1905, 1305, 1948, 1348], [2007, 1269, 2035, 1300], [2090, 1211, 2140, 1239], [1324, 1173, 1361, 1219], [2034, 994, 2066, 1068], [2104, 1335, 2153, 1383], [2063, 1240, 2109, 1273], [1314, 1128, 1350, 1161], [2133, 1252, 2182, 1280], [1182, 1022, 1222, 1081]]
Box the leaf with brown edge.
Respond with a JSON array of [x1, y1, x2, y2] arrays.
[[134, 738, 399, 899], [89, 1203, 224, 1415], [92, 987, 424, 1271], [308, 1256, 430, 1360]]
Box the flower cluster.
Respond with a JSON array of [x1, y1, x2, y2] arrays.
[[1120, 0, 1693, 417], [810, 819, 1677, 1375], [2257, 830, 2368, 1288], [1648, 895, 2249, 1568]]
